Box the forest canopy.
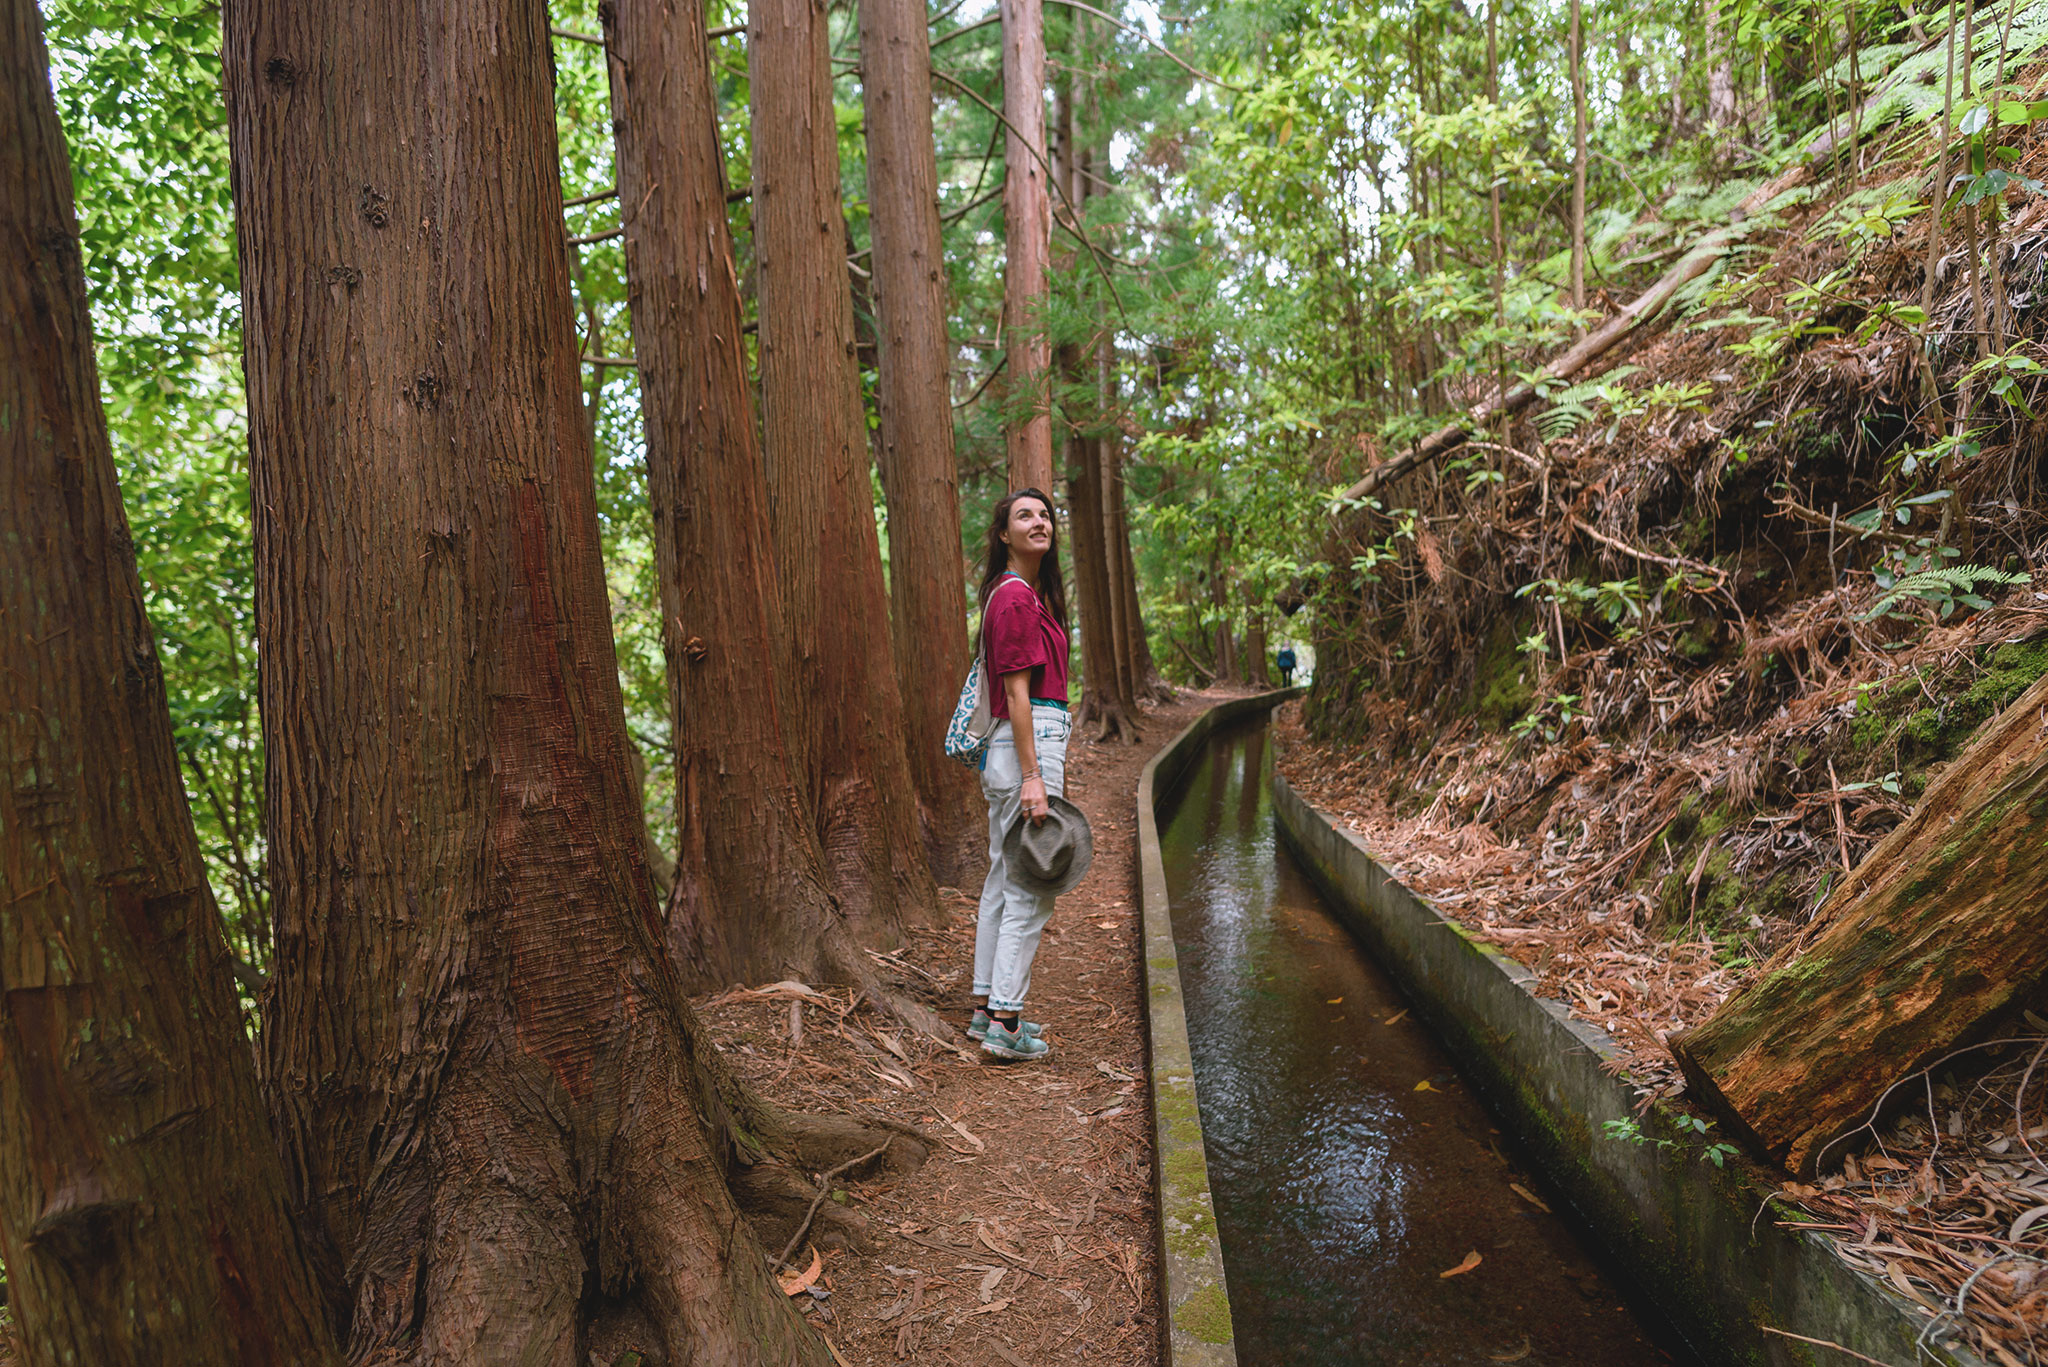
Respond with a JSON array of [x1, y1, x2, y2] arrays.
[[47, 0, 1945, 961]]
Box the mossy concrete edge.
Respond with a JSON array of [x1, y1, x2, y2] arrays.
[[1271, 774, 1987, 1367], [1136, 688, 1300, 1366]]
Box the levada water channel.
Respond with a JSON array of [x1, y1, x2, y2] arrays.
[[1154, 712, 1696, 1365]]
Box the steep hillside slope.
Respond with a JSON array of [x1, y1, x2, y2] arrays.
[[1293, 25, 2048, 1363]]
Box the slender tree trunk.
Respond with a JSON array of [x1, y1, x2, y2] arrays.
[[1960, 0, 1990, 361], [225, 2, 892, 1358], [1570, 0, 1589, 315], [0, 8, 340, 1361], [1210, 544, 1238, 682], [1488, 0, 1506, 390], [599, 0, 869, 986], [1001, 0, 1053, 491], [1095, 432, 1138, 710], [1706, 0, 1738, 129], [859, 0, 983, 885], [1108, 429, 1167, 698], [1065, 425, 1122, 730], [751, 0, 940, 938], [1077, 50, 1160, 707], [1051, 61, 1116, 739]]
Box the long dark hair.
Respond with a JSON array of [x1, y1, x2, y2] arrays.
[[977, 487, 1068, 631]]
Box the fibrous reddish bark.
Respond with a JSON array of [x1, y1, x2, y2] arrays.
[[598, 0, 861, 986], [1001, 0, 1053, 493], [1671, 672, 2048, 1176], [859, 0, 983, 886], [0, 6, 339, 1361], [224, 1, 849, 1358], [1105, 372, 1170, 701], [750, 0, 940, 938], [1055, 45, 1146, 740]]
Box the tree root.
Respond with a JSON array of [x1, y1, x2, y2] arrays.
[[728, 1115, 924, 1258], [771, 1140, 893, 1269], [1075, 689, 1146, 744]]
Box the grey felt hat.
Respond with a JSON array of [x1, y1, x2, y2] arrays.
[[1003, 794, 1095, 897]]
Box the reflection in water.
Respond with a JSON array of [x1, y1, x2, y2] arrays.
[[1156, 718, 1681, 1367]]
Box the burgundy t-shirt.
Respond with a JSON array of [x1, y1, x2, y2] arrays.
[[984, 574, 1069, 720]]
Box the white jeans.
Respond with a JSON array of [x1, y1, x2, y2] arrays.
[[974, 704, 1071, 1013]]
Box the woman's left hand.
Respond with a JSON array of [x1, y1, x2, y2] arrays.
[[1020, 773, 1050, 823]]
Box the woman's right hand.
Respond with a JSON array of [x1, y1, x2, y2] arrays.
[[1020, 773, 1049, 823]]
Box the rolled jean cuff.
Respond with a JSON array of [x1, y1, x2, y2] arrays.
[[986, 994, 1028, 1012]]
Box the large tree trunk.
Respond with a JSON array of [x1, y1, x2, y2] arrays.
[[1671, 672, 2048, 1176], [225, 3, 899, 1358], [1060, 37, 1144, 738], [598, 0, 865, 987], [1001, 0, 1053, 492], [0, 9, 341, 1361], [751, 0, 940, 940], [858, 0, 983, 887], [1051, 63, 1125, 742]]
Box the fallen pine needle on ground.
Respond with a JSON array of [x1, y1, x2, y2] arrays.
[[696, 689, 1234, 1365]]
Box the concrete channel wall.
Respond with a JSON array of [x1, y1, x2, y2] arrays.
[[1136, 688, 1301, 1366], [1271, 772, 1985, 1367]]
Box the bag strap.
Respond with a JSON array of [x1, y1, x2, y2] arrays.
[[980, 570, 1049, 681]]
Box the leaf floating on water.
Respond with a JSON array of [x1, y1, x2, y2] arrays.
[[1327, 997, 1344, 1004], [1384, 1008, 1411, 1025], [778, 1246, 823, 1296], [1508, 1182, 1553, 1213], [1440, 1250, 1483, 1278], [1414, 1079, 1440, 1092], [1489, 1337, 1532, 1362]]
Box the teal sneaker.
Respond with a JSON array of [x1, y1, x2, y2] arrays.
[[967, 1009, 1044, 1042], [982, 1018, 1051, 1062]]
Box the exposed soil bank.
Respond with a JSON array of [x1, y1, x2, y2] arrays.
[[1271, 764, 1989, 1367]]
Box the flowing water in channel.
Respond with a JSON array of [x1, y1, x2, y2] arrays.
[[1155, 715, 1688, 1366]]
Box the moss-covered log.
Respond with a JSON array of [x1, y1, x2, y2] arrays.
[[1670, 671, 2048, 1176]]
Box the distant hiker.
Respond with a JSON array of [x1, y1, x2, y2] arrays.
[[1276, 645, 1297, 686], [960, 488, 1091, 1062]]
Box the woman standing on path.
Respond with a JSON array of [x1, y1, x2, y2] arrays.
[[969, 489, 1072, 1062]]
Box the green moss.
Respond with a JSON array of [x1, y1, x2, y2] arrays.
[[1470, 619, 1537, 732], [1165, 1210, 1218, 1258], [1966, 638, 2048, 717], [1176, 1282, 1235, 1345], [1163, 1144, 1207, 1189], [1676, 613, 1725, 665], [1855, 636, 2048, 774]]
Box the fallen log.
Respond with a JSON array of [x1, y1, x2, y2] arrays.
[[1669, 670, 2048, 1175]]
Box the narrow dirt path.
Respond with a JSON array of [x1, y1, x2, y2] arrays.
[[698, 688, 1233, 1366]]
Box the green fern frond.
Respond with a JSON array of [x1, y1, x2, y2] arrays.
[[1860, 565, 2030, 621], [1536, 365, 1640, 441]]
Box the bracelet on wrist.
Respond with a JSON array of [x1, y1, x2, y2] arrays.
[[1021, 770, 1041, 782]]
